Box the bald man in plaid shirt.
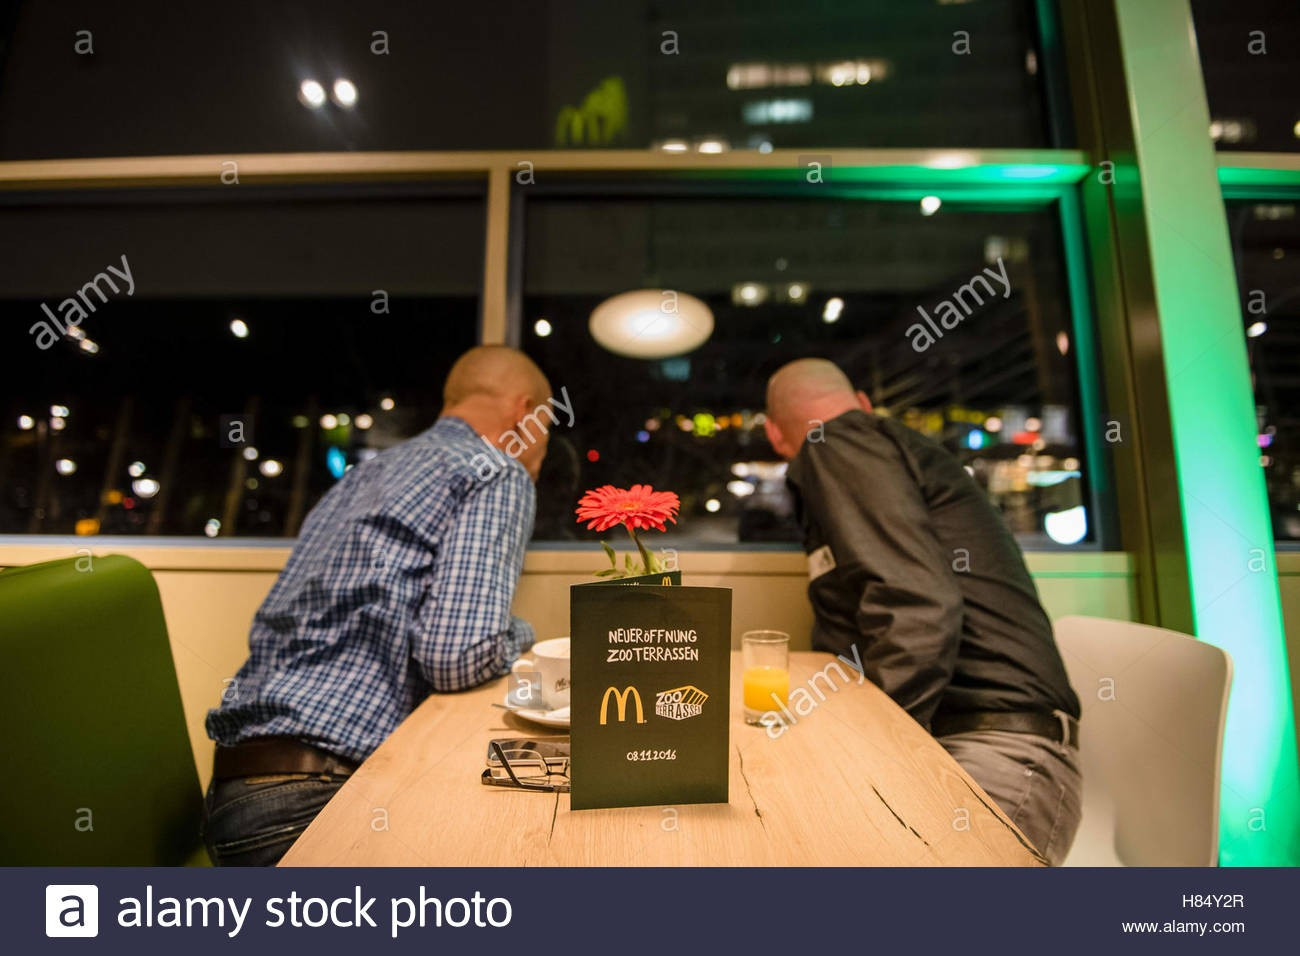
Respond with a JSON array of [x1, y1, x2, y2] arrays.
[[202, 346, 553, 865]]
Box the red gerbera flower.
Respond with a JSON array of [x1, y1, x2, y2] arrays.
[[575, 484, 681, 533]]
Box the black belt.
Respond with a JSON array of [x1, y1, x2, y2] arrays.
[[212, 736, 359, 781], [931, 710, 1079, 748]]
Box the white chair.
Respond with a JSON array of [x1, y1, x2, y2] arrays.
[[1054, 615, 1232, 867]]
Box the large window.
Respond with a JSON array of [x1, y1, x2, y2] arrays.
[[1202, 0, 1300, 543], [1191, 0, 1300, 152], [1224, 197, 1300, 542], [0, 0, 1066, 159], [522, 189, 1092, 547], [0, 188, 483, 536]]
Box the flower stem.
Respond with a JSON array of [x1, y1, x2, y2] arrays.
[[626, 524, 654, 575]]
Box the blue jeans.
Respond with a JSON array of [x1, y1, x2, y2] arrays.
[[202, 773, 346, 866]]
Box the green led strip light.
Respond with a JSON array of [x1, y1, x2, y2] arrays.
[[1057, 190, 1110, 532], [1217, 165, 1300, 192], [689, 161, 1089, 192]]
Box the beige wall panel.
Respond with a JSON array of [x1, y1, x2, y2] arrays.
[[151, 571, 276, 789], [1035, 575, 1138, 622], [2, 543, 1146, 790]]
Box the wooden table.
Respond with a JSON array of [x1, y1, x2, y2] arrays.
[[281, 652, 1045, 866]]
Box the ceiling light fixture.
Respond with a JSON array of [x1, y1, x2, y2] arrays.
[[298, 79, 327, 109], [589, 289, 714, 360], [332, 78, 358, 108]]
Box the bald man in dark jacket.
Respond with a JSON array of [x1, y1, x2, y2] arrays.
[[766, 358, 1081, 864]]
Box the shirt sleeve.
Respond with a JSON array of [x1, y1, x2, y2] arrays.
[[796, 424, 964, 729], [411, 464, 536, 692]]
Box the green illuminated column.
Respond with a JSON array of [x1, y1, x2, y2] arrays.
[[1114, 0, 1300, 864]]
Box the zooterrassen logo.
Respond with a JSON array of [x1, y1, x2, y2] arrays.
[[654, 685, 707, 720]]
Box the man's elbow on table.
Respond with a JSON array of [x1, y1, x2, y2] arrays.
[[417, 616, 535, 694]]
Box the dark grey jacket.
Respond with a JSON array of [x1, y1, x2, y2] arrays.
[[786, 409, 1080, 731]]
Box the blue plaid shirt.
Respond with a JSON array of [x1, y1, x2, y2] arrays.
[[206, 416, 536, 763]]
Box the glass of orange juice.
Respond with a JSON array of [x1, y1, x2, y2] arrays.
[[742, 630, 790, 725]]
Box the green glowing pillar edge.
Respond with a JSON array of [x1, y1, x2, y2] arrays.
[[1115, 0, 1300, 865]]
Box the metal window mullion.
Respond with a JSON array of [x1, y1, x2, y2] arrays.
[[1109, 0, 1300, 866], [480, 165, 511, 345]]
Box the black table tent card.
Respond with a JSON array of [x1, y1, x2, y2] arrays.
[[569, 581, 731, 810], [593, 570, 682, 588]]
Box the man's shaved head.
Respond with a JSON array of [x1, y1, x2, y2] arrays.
[[767, 358, 855, 424], [764, 358, 871, 460], [441, 346, 554, 480], [444, 345, 550, 408]]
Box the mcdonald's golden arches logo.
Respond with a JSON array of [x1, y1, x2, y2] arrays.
[[599, 685, 647, 725]]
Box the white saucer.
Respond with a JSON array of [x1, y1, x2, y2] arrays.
[[502, 691, 571, 729]]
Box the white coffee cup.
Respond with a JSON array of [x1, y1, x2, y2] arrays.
[[511, 637, 571, 710]]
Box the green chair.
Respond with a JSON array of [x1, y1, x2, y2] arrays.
[[0, 554, 205, 865]]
